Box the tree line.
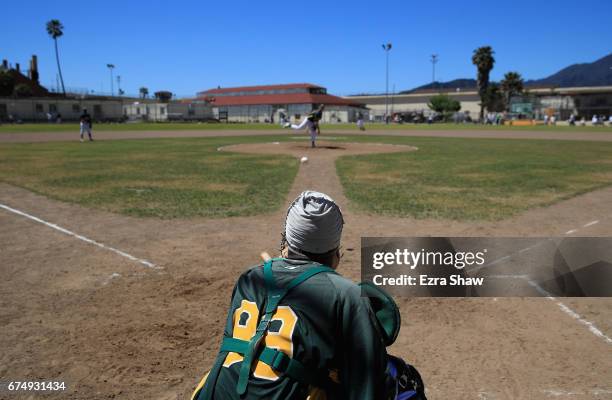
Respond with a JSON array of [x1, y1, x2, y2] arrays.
[[428, 46, 524, 121]]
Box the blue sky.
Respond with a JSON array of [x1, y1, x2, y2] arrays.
[[2, 0, 612, 97]]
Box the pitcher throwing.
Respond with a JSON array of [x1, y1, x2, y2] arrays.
[[284, 105, 325, 148]]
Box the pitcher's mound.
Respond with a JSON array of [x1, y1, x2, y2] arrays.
[[219, 141, 418, 158]]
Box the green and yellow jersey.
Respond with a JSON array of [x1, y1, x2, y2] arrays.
[[192, 258, 389, 400]]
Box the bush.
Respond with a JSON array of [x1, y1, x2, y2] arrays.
[[428, 94, 461, 121]]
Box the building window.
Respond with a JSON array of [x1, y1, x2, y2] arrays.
[[49, 104, 58, 113], [188, 104, 195, 115], [136, 107, 141, 115], [35, 104, 43, 113], [72, 104, 80, 112], [160, 107, 166, 115]]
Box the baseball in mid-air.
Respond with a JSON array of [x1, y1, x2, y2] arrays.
[[300, 156, 308, 163]]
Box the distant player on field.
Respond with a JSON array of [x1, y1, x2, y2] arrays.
[[284, 105, 325, 148], [79, 109, 93, 142], [191, 191, 426, 400], [357, 112, 366, 131]]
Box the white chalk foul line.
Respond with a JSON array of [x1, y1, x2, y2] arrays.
[[524, 278, 612, 345], [477, 275, 612, 345], [468, 214, 612, 345], [0, 203, 159, 269], [583, 220, 599, 228], [555, 301, 612, 345]]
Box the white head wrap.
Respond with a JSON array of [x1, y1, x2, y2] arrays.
[[284, 191, 344, 254]]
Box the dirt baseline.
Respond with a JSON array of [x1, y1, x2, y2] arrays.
[[2, 128, 612, 143]]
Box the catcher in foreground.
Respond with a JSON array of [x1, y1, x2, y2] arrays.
[[191, 191, 426, 399]]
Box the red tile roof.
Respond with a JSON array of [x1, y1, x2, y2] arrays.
[[196, 92, 366, 107], [199, 83, 323, 95]]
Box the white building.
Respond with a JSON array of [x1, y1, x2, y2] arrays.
[[345, 86, 612, 122], [122, 101, 214, 122], [196, 83, 368, 123], [0, 97, 125, 122], [345, 89, 481, 120]]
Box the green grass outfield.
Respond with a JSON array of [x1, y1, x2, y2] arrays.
[[338, 136, 612, 220], [1, 135, 612, 220], [1, 121, 612, 133], [0, 136, 298, 218]]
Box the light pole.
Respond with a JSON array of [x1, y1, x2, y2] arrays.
[[106, 64, 115, 96], [116, 75, 122, 96], [382, 43, 392, 123], [430, 54, 438, 85]]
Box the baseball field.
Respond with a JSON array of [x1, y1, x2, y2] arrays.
[[1, 124, 612, 399]]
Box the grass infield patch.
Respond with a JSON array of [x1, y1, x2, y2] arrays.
[[336, 136, 612, 220], [0, 136, 297, 218]]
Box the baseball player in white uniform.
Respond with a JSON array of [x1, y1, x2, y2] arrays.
[[284, 105, 325, 148]]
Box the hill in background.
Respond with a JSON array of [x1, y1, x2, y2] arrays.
[[359, 53, 612, 96], [399, 79, 477, 94], [526, 53, 612, 87]]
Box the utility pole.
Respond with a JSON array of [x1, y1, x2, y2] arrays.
[[431, 54, 438, 85], [382, 43, 392, 123], [117, 75, 121, 96], [106, 64, 115, 96]]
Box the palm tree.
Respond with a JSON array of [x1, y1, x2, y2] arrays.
[[139, 87, 149, 99], [46, 19, 66, 96], [472, 46, 495, 122], [500, 71, 524, 111]]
